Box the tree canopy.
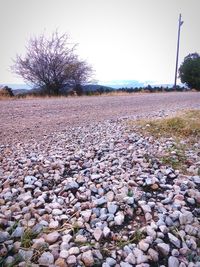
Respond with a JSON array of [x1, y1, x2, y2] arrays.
[[12, 32, 93, 95], [179, 53, 200, 91]]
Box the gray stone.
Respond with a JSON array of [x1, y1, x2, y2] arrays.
[[24, 175, 37, 185], [148, 248, 159, 262], [18, 249, 33, 261], [3, 192, 12, 201], [67, 255, 77, 265], [159, 225, 168, 234], [120, 262, 132, 267], [4, 256, 15, 266], [94, 196, 107, 206], [91, 174, 101, 180], [125, 253, 136, 264], [52, 209, 63, 216], [11, 227, 24, 238], [106, 257, 117, 266], [107, 202, 118, 214], [168, 256, 179, 267], [193, 176, 200, 184], [0, 231, 10, 242], [59, 250, 69, 258], [179, 211, 193, 225], [157, 243, 170, 256], [38, 252, 54, 265], [168, 233, 181, 248], [141, 204, 151, 213]]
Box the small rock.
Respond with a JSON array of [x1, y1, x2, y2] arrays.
[[120, 262, 132, 267], [106, 257, 116, 266], [49, 220, 59, 229], [75, 234, 87, 243], [106, 191, 114, 202], [81, 210, 92, 222], [52, 209, 63, 216], [125, 253, 136, 264], [18, 249, 33, 261], [68, 247, 80, 255], [82, 250, 94, 266], [193, 176, 200, 184], [0, 231, 10, 242], [114, 212, 124, 225], [94, 227, 103, 241], [148, 248, 159, 262], [24, 175, 37, 185], [44, 231, 60, 244], [168, 233, 181, 248], [157, 243, 170, 256], [55, 258, 68, 267], [4, 256, 15, 266], [67, 255, 77, 265], [141, 204, 151, 213], [179, 211, 193, 225], [138, 240, 149, 252], [11, 227, 24, 238], [59, 250, 69, 259], [103, 226, 111, 238], [94, 196, 107, 206], [107, 202, 118, 214], [38, 251, 54, 265], [168, 256, 179, 267]]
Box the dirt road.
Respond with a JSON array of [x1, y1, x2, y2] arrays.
[[1, 92, 200, 143]]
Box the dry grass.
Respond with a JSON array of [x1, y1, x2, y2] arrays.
[[132, 110, 200, 142]]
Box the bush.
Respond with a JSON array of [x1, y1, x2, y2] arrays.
[[0, 86, 14, 98]]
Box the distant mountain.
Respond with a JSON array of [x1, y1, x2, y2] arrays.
[[12, 89, 29, 95], [0, 83, 31, 90], [99, 80, 154, 89], [82, 84, 113, 92]]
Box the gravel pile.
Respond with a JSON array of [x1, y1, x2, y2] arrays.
[[0, 116, 200, 266]]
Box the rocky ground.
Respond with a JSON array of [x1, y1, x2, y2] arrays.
[[0, 93, 200, 266]]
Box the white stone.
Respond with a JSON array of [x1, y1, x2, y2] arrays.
[[93, 227, 103, 241], [114, 212, 124, 225]]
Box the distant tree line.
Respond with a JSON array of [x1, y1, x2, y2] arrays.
[[8, 31, 200, 97]]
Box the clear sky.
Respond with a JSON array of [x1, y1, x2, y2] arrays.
[[0, 0, 199, 85]]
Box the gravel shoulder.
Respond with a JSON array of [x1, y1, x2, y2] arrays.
[[0, 92, 200, 266]]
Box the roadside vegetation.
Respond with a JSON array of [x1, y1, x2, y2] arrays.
[[135, 110, 200, 142], [128, 110, 200, 173]]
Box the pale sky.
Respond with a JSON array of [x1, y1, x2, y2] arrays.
[[0, 0, 200, 85]]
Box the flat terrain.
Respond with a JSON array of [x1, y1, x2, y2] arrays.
[[0, 92, 200, 143]]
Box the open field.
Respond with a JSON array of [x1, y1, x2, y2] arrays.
[[0, 92, 200, 266], [0, 92, 200, 143]]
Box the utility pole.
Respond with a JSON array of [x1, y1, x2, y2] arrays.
[[174, 13, 184, 89]]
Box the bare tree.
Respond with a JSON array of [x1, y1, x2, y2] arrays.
[[12, 31, 93, 95]]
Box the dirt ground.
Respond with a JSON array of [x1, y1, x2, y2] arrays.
[[1, 92, 200, 144]]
